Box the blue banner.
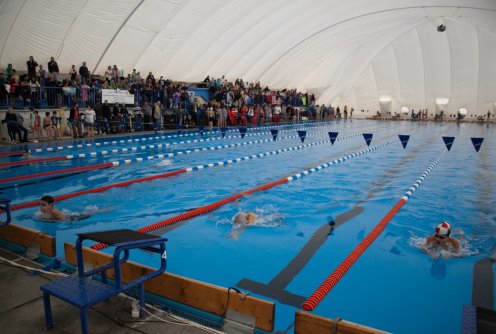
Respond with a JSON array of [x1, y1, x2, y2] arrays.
[[270, 129, 279, 141], [362, 133, 373, 146], [239, 127, 247, 139], [398, 135, 410, 149], [328, 132, 338, 145], [198, 125, 204, 136], [220, 127, 227, 138], [297, 130, 307, 143], [470, 137, 484, 152], [176, 124, 182, 134], [442, 136, 455, 151]]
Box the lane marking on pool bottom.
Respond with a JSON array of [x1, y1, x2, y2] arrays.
[[28, 121, 321, 154], [91, 138, 398, 251], [301, 149, 448, 312], [0, 123, 366, 184], [8, 128, 374, 210]]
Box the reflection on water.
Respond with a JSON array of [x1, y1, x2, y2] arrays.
[[430, 257, 447, 280]]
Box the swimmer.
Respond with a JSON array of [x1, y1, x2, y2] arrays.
[[22, 149, 35, 159], [37, 195, 66, 221], [234, 212, 258, 225], [227, 212, 259, 240], [424, 222, 461, 258]]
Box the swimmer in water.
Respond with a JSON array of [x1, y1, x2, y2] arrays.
[[227, 212, 259, 240], [37, 195, 66, 221], [424, 222, 461, 258], [36, 195, 92, 222], [22, 149, 35, 159]]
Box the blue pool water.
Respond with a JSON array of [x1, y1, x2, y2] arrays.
[[1, 120, 495, 334]]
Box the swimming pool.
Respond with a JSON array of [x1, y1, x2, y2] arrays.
[[1, 120, 495, 334]]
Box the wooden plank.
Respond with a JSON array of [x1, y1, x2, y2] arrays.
[[295, 310, 390, 334], [64, 243, 274, 332], [0, 224, 55, 256]]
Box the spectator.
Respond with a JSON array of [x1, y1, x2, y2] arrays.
[[79, 61, 89, 82], [45, 75, 57, 107], [15, 110, 29, 142], [30, 109, 42, 142], [102, 99, 112, 134], [152, 101, 161, 130], [69, 102, 83, 138], [37, 65, 46, 86], [141, 101, 152, 130], [47, 57, 59, 81], [132, 101, 142, 131], [2, 108, 20, 143], [112, 64, 119, 80], [104, 65, 113, 82], [94, 100, 103, 135], [5, 64, 14, 80], [0, 72, 7, 105], [84, 105, 96, 137], [42, 111, 52, 140], [130, 69, 138, 82], [69, 64, 77, 81], [26, 56, 38, 81], [50, 110, 61, 140]]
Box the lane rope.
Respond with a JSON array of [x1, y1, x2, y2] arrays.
[[91, 138, 398, 250], [1, 123, 330, 169], [301, 149, 448, 311], [0, 150, 24, 157], [8, 129, 373, 211], [0, 123, 368, 184], [0, 156, 67, 168], [28, 121, 322, 154]]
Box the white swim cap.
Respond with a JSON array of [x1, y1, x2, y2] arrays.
[[435, 222, 451, 238], [234, 213, 248, 225]]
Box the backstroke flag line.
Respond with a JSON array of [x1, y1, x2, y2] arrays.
[[297, 130, 307, 143], [470, 138, 484, 152], [362, 133, 373, 146], [442, 136, 455, 151], [398, 135, 410, 149], [328, 132, 338, 145]]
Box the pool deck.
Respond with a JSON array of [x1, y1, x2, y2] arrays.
[[0, 247, 214, 334]]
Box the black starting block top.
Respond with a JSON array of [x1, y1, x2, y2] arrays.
[[77, 229, 165, 245]]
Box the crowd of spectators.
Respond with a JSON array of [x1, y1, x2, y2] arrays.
[[1, 56, 349, 142]]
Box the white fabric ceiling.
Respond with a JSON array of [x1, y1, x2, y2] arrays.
[[1, 0, 495, 115]]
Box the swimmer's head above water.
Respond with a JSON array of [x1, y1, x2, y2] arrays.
[[435, 221, 451, 238], [38, 195, 66, 221], [234, 212, 249, 225], [233, 212, 258, 226], [40, 195, 55, 208]]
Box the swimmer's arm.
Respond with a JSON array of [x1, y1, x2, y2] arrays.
[[422, 236, 439, 258], [51, 209, 67, 221], [424, 236, 436, 248], [449, 238, 461, 253]]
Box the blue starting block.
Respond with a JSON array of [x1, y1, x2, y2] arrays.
[[0, 198, 12, 226], [40, 229, 167, 334]]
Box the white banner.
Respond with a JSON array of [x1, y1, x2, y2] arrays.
[[102, 89, 135, 104]]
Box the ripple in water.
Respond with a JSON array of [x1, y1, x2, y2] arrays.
[[408, 233, 480, 260]]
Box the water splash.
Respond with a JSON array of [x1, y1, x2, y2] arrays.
[[153, 159, 173, 167], [408, 235, 479, 259]]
